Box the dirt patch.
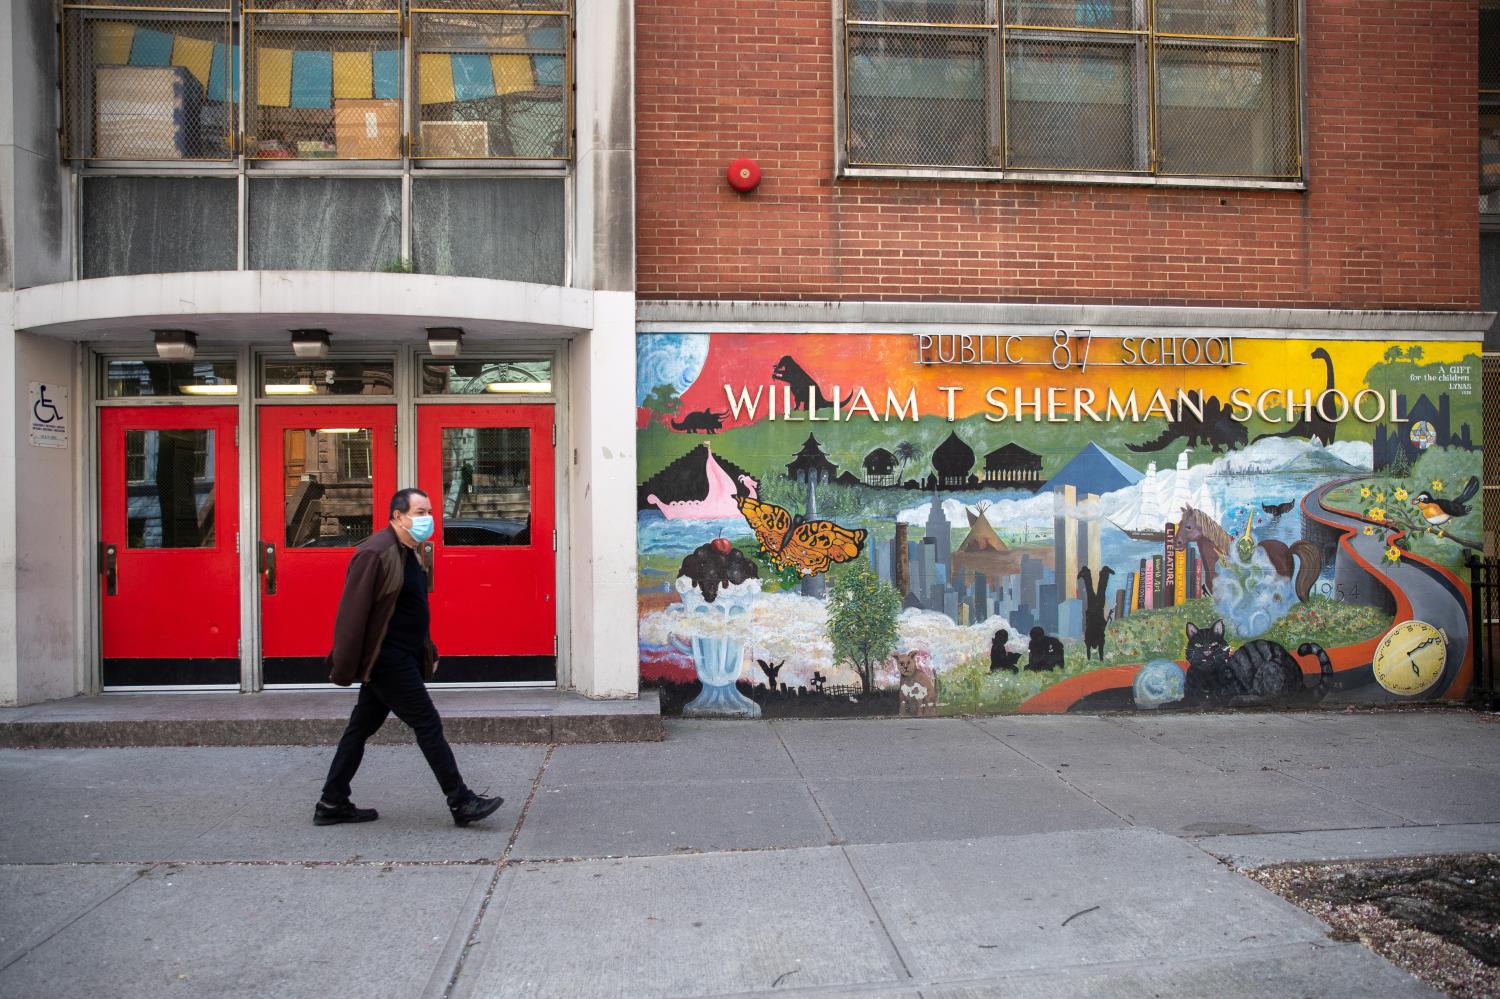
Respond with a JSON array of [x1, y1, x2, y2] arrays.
[[1249, 853, 1500, 998]]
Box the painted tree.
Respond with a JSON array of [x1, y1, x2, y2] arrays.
[[1407, 345, 1424, 364], [1386, 442, 1411, 476], [894, 440, 923, 484], [642, 383, 683, 422], [1382, 345, 1404, 363], [827, 561, 900, 696]]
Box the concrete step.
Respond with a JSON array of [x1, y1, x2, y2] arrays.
[[0, 689, 662, 748]]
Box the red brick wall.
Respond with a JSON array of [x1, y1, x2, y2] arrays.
[[636, 1, 1477, 309]]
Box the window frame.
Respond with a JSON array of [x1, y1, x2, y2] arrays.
[[61, 0, 575, 167], [833, 0, 1308, 189], [64, 0, 576, 281]]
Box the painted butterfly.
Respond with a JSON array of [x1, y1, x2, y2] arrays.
[[735, 495, 867, 577]]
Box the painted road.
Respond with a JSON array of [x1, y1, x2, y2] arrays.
[[1018, 476, 1474, 712], [1302, 478, 1472, 702]]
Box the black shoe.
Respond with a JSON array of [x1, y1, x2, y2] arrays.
[[314, 798, 379, 826], [448, 789, 504, 827]]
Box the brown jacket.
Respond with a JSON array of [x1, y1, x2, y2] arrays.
[[327, 527, 438, 686]]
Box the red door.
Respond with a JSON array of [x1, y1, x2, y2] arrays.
[[417, 404, 555, 683], [99, 407, 240, 687], [258, 406, 396, 685]]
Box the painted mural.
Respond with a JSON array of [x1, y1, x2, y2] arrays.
[[635, 333, 1483, 717]]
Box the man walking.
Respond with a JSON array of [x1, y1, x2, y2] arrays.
[[316, 487, 504, 828]]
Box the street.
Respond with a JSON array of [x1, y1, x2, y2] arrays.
[[2, 710, 1497, 998]]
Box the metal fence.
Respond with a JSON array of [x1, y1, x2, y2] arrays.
[[410, 2, 570, 160], [63, 0, 237, 161], [62, 0, 572, 162], [843, 0, 1301, 178], [1468, 555, 1500, 711]]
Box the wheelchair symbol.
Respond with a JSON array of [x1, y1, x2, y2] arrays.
[[33, 385, 61, 425]]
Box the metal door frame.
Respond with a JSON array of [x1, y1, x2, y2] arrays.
[[83, 337, 570, 694]]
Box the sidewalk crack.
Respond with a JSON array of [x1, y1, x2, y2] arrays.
[[965, 718, 1135, 827], [438, 742, 553, 999], [770, 721, 841, 844], [0, 862, 158, 975], [838, 845, 914, 984]]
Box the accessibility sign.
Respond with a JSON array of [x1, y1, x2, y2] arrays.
[[28, 382, 67, 448]]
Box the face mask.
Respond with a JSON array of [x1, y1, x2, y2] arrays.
[[406, 514, 434, 543]]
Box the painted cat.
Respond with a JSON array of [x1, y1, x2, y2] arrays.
[[1183, 620, 1333, 708]]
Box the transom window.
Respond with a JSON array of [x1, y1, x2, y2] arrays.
[[841, 0, 1301, 180]]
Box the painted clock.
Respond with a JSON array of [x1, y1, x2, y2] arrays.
[[1371, 620, 1448, 696]]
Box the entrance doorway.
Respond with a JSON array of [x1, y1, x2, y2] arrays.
[[416, 404, 556, 682], [99, 406, 240, 687], [92, 352, 563, 691], [258, 406, 397, 685]]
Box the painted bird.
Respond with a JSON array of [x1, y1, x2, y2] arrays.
[[1412, 475, 1479, 528]]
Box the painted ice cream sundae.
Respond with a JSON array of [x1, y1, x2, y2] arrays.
[[675, 539, 762, 716]]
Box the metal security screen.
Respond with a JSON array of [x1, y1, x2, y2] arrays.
[[63, 0, 236, 160], [843, 0, 1302, 179], [244, 0, 402, 160], [410, 0, 571, 160], [62, 0, 574, 163]]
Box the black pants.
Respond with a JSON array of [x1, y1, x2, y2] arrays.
[[321, 646, 467, 803]]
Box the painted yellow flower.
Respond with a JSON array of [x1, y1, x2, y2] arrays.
[[1375, 491, 1386, 504], [1384, 545, 1402, 563], [1394, 487, 1409, 502], [1367, 507, 1385, 522], [1362, 525, 1375, 536], [1359, 486, 1372, 499], [1431, 479, 1444, 493]]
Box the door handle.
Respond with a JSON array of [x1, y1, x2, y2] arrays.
[[421, 541, 435, 592], [99, 542, 117, 596], [260, 540, 277, 595]]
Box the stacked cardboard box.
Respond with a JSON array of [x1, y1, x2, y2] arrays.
[[419, 120, 488, 157], [334, 99, 400, 158], [95, 65, 203, 159]]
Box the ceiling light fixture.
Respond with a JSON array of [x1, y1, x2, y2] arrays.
[[178, 384, 239, 396], [263, 384, 320, 396], [426, 327, 464, 358], [484, 381, 552, 394], [153, 329, 197, 360], [290, 329, 331, 359]]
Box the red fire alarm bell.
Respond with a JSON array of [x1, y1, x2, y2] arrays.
[[727, 158, 761, 193]]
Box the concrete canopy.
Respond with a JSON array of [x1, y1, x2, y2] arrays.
[[4, 271, 595, 344]]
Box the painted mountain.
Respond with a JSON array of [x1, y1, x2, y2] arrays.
[[638, 444, 756, 512], [1043, 443, 1144, 495]]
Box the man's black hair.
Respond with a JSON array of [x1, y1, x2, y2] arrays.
[[389, 488, 430, 518]]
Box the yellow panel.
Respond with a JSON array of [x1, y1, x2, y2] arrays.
[[257, 47, 293, 107], [172, 35, 215, 88], [93, 22, 134, 66], [490, 54, 534, 95], [332, 50, 373, 99], [418, 53, 455, 105]]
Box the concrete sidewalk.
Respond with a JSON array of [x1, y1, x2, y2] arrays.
[[1, 710, 1496, 998]]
